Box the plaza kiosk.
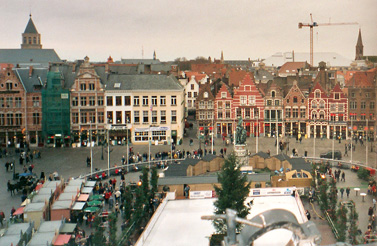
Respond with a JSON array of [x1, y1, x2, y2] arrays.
[[28, 220, 62, 246], [0, 222, 33, 246], [23, 202, 48, 229], [50, 200, 74, 221]]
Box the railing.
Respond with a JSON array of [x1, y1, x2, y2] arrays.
[[324, 209, 339, 239]]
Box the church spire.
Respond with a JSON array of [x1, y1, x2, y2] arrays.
[[355, 28, 363, 60], [153, 50, 156, 60], [21, 15, 42, 49], [220, 50, 224, 63]]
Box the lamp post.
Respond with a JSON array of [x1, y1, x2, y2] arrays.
[[90, 121, 93, 177], [256, 116, 259, 153], [211, 118, 214, 154], [107, 129, 110, 177], [351, 114, 353, 165], [332, 119, 335, 160], [366, 118, 368, 166], [313, 117, 316, 158], [148, 125, 151, 169], [126, 119, 129, 173]]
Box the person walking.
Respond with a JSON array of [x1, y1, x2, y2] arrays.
[[306, 210, 311, 220], [346, 187, 351, 198], [368, 206, 374, 220], [341, 171, 345, 182], [340, 187, 344, 198]]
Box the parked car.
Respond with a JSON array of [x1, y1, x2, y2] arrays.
[[320, 150, 342, 160]]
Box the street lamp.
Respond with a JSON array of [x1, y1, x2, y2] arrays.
[[90, 121, 93, 177], [332, 119, 335, 160], [313, 117, 316, 158], [366, 118, 368, 166], [126, 118, 129, 173], [256, 116, 259, 153]]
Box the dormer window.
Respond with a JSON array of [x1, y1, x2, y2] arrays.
[[204, 92, 208, 98], [315, 90, 320, 98], [271, 91, 276, 98], [221, 92, 226, 98]]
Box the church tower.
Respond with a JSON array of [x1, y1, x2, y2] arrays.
[[21, 15, 42, 49], [220, 50, 224, 63], [355, 28, 363, 60]]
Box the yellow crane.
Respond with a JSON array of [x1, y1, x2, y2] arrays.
[[298, 13, 358, 66]]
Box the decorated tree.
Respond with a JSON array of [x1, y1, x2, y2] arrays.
[[348, 201, 360, 245], [318, 179, 328, 212], [213, 153, 251, 233], [122, 186, 133, 222], [108, 212, 118, 243], [328, 177, 337, 219], [335, 203, 348, 242], [150, 167, 158, 197], [93, 216, 106, 246]]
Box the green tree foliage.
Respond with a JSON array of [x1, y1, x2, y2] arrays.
[[108, 212, 118, 243], [319, 179, 328, 212], [123, 186, 133, 222], [141, 167, 150, 198], [357, 168, 371, 181], [93, 216, 106, 246], [328, 177, 337, 219], [335, 203, 348, 242], [133, 186, 146, 227], [150, 167, 158, 197], [348, 202, 360, 245], [213, 153, 251, 233]]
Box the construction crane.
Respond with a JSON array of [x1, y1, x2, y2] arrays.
[[298, 13, 358, 66]]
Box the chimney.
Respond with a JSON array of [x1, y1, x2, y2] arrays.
[[292, 50, 295, 62], [29, 66, 33, 77]]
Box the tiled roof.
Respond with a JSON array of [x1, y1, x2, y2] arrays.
[[345, 71, 374, 88], [15, 68, 47, 93], [228, 69, 248, 86], [278, 62, 307, 75], [164, 158, 200, 177], [0, 49, 61, 68]]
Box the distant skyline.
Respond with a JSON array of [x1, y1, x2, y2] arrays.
[[0, 0, 376, 62]]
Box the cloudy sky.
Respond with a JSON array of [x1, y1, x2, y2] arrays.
[[0, 0, 376, 62]]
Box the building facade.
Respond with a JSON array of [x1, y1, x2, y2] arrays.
[[264, 82, 283, 137], [214, 83, 234, 138], [307, 82, 329, 139], [196, 83, 215, 142]]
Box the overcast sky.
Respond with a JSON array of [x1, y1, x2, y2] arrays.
[[0, 0, 376, 62]]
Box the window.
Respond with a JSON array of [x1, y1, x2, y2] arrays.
[[152, 111, 157, 123], [361, 102, 366, 109], [15, 97, 22, 107], [0, 98, 3, 108], [199, 101, 205, 109], [330, 103, 336, 112], [361, 114, 366, 120], [248, 96, 256, 105], [160, 110, 166, 123], [188, 100, 192, 108], [15, 113, 22, 125], [275, 100, 279, 106], [33, 37, 36, 44], [366, 93, 370, 98], [349, 113, 356, 120], [80, 83, 86, 90], [265, 110, 270, 119], [98, 112, 104, 123], [240, 96, 247, 105], [218, 101, 223, 109], [204, 92, 208, 98], [350, 101, 357, 109], [142, 96, 148, 106], [152, 131, 167, 141], [319, 101, 325, 109], [171, 96, 177, 105], [6, 97, 13, 108], [6, 82, 12, 90], [208, 101, 213, 109], [125, 111, 131, 123], [286, 99, 289, 103], [107, 96, 113, 106], [191, 84, 194, 90], [81, 112, 87, 123], [135, 131, 148, 142], [339, 115, 344, 121], [225, 101, 230, 109], [300, 108, 305, 118], [80, 96, 87, 106], [98, 96, 103, 106], [371, 102, 375, 109], [267, 100, 272, 106], [351, 92, 355, 98], [124, 96, 131, 106], [218, 111, 223, 119], [7, 113, 13, 125], [160, 96, 166, 106], [171, 110, 177, 123], [134, 111, 140, 123], [285, 108, 291, 118], [293, 97, 298, 103], [116, 96, 122, 106], [143, 111, 149, 123], [116, 111, 122, 123], [89, 83, 95, 90], [330, 114, 336, 121], [292, 108, 298, 118], [221, 92, 226, 98], [134, 96, 139, 106], [199, 111, 205, 120], [254, 108, 259, 118], [370, 113, 375, 120], [0, 114, 4, 125], [245, 109, 250, 118], [334, 93, 340, 100], [72, 112, 78, 124], [89, 112, 96, 123], [236, 108, 241, 118], [72, 97, 78, 106], [89, 96, 95, 106], [319, 112, 325, 119], [107, 111, 113, 123], [194, 92, 197, 97], [152, 96, 157, 106], [312, 101, 317, 108], [315, 90, 320, 98], [32, 113, 40, 125], [187, 92, 192, 98], [207, 112, 213, 119], [271, 91, 276, 97]]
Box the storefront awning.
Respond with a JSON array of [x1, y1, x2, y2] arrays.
[[54, 234, 71, 246], [77, 194, 89, 202]]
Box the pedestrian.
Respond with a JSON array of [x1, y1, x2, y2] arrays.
[[368, 206, 374, 220], [340, 187, 344, 198], [306, 210, 311, 220], [346, 187, 350, 198], [184, 185, 190, 198], [341, 171, 345, 182], [0, 210, 5, 226], [344, 148, 348, 157], [224, 147, 227, 155]]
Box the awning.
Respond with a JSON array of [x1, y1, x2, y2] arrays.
[[21, 198, 31, 207], [35, 183, 43, 191], [85, 181, 96, 187], [87, 200, 102, 207], [13, 207, 24, 215], [54, 234, 71, 246], [81, 187, 93, 194], [84, 206, 99, 213], [60, 223, 77, 234], [77, 194, 89, 202], [89, 194, 104, 201], [71, 202, 86, 211]]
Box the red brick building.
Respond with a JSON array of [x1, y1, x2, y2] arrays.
[[214, 83, 233, 138], [264, 82, 283, 137], [307, 82, 329, 139], [328, 84, 348, 139], [232, 74, 264, 137]]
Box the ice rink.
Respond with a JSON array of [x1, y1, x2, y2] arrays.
[[141, 193, 309, 246]]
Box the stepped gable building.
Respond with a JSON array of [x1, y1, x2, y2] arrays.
[[263, 82, 283, 137], [307, 81, 329, 139], [232, 73, 264, 137], [196, 83, 215, 141], [214, 83, 233, 137], [328, 83, 348, 139], [283, 81, 307, 138], [345, 67, 376, 140], [0, 15, 61, 68]]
